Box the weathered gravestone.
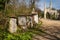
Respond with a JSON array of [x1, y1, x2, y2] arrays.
[[32, 8, 38, 24], [9, 18, 17, 33], [34, 14, 38, 23], [18, 17, 27, 29], [27, 16, 33, 27]]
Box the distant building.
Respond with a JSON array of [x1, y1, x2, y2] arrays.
[[44, 0, 59, 19]]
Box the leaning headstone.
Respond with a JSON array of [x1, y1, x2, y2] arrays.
[[9, 18, 17, 33]]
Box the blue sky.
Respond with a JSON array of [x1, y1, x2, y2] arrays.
[[37, 0, 60, 11]]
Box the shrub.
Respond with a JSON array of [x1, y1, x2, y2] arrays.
[[4, 32, 33, 40], [0, 25, 33, 40], [34, 21, 42, 28], [37, 21, 42, 27], [1, 30, 33, 40]]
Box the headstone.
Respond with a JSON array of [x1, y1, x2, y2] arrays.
[[27, 16, 33, 27], [32, 8, 38, 24], [18, 17, 26, 26], [34, 14, 38, 23], [18, 17, 27, 29], [9, 18, 17, 33]]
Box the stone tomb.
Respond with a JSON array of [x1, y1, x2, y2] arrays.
[[18, 13, 38, 29], [18, 16, 27, 29], [9, 18, 17, 33], [8, 8, 39, 33], [9, 13, 38, 33]]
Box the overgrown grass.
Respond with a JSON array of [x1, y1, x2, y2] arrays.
[[0, 26, 33, 40], [0, 20, 43, 40], [0, 26, 44, 40], [0, 28, 33, 40], [4, 32, 33, 40]]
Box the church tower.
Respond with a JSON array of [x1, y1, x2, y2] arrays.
[[49, 0, 52, 9], [44, 0, 53, 19]]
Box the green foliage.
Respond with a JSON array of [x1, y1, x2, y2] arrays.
[[50, 14, 57, 20], [0, 28, 33, 40], [51, 14, 55, 19], [4, 32, 32, 40], [39, 12, 44, 18], [33, 21, 42, 29], [37, 21, 42, 27], [35, 21, 42, 28], [46, 13, 50, 19], [0, 0, 10, 11]]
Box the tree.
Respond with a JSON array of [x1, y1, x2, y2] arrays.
[[5, 0, 40, 17], [57, 9, 60, 19], [0, 0, 9, 11], [5, 0, 18, 17], [29, 0, 40, 10]]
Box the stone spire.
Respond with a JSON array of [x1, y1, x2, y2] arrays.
[[49, 0, 52, 9], [44, 1, 46, 10], [44, 1, 46, 19]]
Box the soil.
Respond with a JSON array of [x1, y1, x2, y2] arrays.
[[33, 18, 60, 40]]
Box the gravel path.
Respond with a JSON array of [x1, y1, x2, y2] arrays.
[[33, 19, 60, 40], [40, 18, 60, 27]]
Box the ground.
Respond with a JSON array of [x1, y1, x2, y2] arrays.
[[33, 18, 60, 40]]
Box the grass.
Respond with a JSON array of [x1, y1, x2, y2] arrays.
[[0, 28, 33, 40], [0, 20, 43, 40], [0, 26, 45, 40]]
